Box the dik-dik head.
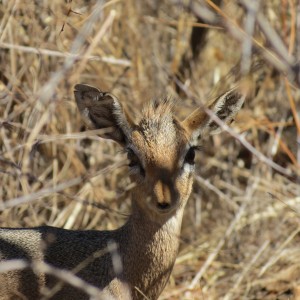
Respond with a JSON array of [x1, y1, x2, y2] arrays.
[[75, 84, 244, 220]]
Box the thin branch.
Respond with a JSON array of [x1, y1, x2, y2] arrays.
[[0, 259, 107, 299], [0, 42, 131, 67]]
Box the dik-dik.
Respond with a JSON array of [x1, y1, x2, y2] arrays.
[[0, 84, 244, 299]]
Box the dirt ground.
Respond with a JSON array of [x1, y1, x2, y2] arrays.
[[0, 0, 300, 299]]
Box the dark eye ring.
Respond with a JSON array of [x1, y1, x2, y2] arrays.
[[127, 149, 139, 167], [184, 147, 195, 165], [126, 148, 145, 177]]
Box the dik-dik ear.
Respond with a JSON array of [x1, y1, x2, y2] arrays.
[[182, 87, 245, 141], [74, 84, 133, 145]]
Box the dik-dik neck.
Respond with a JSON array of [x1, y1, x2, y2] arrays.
[[118, 198, 185, 299], [126, 200, 184, 244]]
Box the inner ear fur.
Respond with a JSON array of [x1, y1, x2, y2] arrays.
[[74, 84, 133, 145], [182, 87, 245, 140]]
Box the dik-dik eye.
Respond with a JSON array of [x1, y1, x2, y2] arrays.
[[127, 148, 139, 167], [184, 147, 196, 165], [126, 148, 145, 176]]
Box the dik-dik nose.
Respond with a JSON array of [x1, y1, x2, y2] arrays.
[[153, 180, 172, 211]]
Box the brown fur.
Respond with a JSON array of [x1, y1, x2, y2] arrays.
[[0, 84, 245, 299]]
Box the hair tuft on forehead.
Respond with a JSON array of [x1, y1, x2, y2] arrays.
[[142, 97, 175, 121]]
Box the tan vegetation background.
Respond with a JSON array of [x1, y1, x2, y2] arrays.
[[0, 0, 300, 299]]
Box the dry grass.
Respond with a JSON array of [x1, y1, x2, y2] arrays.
[[0, 0, 300, 299]]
